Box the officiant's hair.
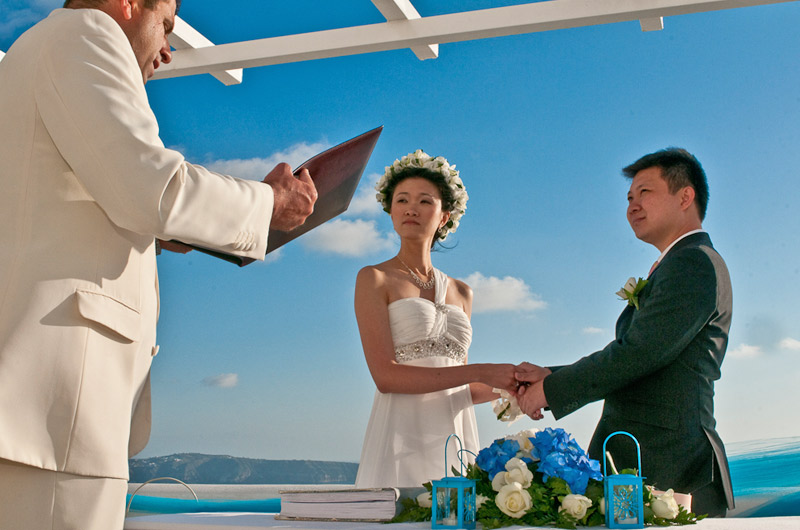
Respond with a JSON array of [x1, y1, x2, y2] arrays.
[[622, 148, 709, 220], [384, 167, 458, 242]]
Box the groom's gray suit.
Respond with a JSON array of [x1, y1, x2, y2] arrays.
[[543, 232, 734, 516]]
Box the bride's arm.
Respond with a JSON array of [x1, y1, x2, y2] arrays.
[[355, 267, 518, 395], [469, 383, 501, 404]]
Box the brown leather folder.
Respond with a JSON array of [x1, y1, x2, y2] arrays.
[[173, 125, 383, 266]]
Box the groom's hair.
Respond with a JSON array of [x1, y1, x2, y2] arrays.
[[622, 148, 709, 221]]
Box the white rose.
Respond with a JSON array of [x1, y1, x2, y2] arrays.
[[416, 491, 432, 508], [491, 471, 508, 492], [559, 494, 592, 520], [650, 489, 680, 520], [507, 429, 538, 458], [476, 494, 489, 510], [495, 483, 532, 518], [504, 457, 533, 488], [598, 497, 605, 516]]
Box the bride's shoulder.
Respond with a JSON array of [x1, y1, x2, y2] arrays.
[[443, 274, 473, 314], [356, 261, 395, 288]]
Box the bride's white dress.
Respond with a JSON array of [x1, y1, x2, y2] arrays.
[[355, 268, 478, 488]]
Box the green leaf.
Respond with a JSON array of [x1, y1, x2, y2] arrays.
[[554, 510, 579, 529], [496, 402, 510, 420], [389, 497, 431, 523]]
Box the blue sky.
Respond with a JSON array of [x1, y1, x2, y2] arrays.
[[2, 1, 799, 464]]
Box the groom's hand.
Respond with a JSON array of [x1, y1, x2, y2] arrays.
[[515, 363, 551, 420], [518, 380, 548, 420]]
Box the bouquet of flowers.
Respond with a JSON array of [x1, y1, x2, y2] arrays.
[[392, 428, 704, 529]]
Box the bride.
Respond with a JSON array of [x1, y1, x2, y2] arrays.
[[353, 150, 518, 488]]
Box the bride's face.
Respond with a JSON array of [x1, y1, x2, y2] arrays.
[[390, 177, 450, 242]]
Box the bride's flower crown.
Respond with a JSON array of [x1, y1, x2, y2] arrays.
[[375, 149, 469, 241]]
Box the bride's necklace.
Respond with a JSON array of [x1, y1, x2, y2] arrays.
[[397, 257, 435, 290]]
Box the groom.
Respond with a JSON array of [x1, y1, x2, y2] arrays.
[[516, 148, 734, 517]]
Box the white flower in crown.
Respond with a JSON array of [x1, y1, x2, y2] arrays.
[[375, 149, 468, 241]]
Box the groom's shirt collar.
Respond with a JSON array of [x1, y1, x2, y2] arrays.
[[655, 229, 706, 266]]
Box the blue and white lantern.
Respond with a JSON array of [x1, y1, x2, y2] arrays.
[[431, 434, 476, 529], [602, 431, 645, 529]]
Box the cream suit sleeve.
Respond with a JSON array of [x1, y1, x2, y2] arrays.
[[33, 9, 272, 259]]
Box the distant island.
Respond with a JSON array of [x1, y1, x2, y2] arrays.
[[129, 453, 358, 484]]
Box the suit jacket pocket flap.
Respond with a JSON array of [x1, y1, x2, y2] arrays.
[[76, 289, 141, 342]]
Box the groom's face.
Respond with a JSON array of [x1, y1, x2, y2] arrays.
[[626, 167, 687, 251]]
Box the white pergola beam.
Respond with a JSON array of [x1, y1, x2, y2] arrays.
[[371, 0, 438, 60], [153, 0, 794, 81], [169, 16, 243, 85], [640, 17, 666, 31]]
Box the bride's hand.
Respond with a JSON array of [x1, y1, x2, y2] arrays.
[[515, 362, 551, 386], [479, 363, 519, 395]]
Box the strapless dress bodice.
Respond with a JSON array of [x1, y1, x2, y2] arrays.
[[387, 297, 472, 364]]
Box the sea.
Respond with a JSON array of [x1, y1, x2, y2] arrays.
[[725, 436, 800, 517], [127, 436, 800, 518]]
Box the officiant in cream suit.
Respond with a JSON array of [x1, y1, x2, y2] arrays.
[[0, 1, 317, 528]]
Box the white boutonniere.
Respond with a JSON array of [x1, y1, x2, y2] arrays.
[[616, 277, 648, 310]]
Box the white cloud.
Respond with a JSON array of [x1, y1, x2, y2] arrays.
[[779, 337, 800, 351], [728, 344, 764, 359], [202, 373, 239, 388], [301, 218, 395, 257], [461, 272, 546, 314], [582, 327, 604, 335], [345, 172, 383, 217], [205, 141, 330, 181]]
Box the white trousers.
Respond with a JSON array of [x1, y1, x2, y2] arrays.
[[0, 458, 127, 530]]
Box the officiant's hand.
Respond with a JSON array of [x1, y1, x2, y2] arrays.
[[263, 163, 318, 231]]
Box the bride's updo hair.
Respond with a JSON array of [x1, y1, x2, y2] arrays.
[[375, 150, 468, 243]]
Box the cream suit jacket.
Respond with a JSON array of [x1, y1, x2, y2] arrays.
[[0, 9, 274, 480]]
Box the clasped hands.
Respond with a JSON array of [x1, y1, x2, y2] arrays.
[[493, 362, 552, 421]]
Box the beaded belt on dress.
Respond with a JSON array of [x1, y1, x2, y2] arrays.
[[395, 336, 466, 363]]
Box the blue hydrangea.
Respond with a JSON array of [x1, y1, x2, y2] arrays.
[[529, 428, 602, 494], [475, 438, 520, 479]]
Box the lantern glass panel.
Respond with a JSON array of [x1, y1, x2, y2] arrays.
[[611, 483, 641, 525]]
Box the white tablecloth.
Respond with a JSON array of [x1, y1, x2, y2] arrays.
[[124, 513, 800, 530]]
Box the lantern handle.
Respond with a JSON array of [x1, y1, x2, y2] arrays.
[[601, 431, 643, 477], [444, 434, 468, 477], [456, 448, 477, 476]]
